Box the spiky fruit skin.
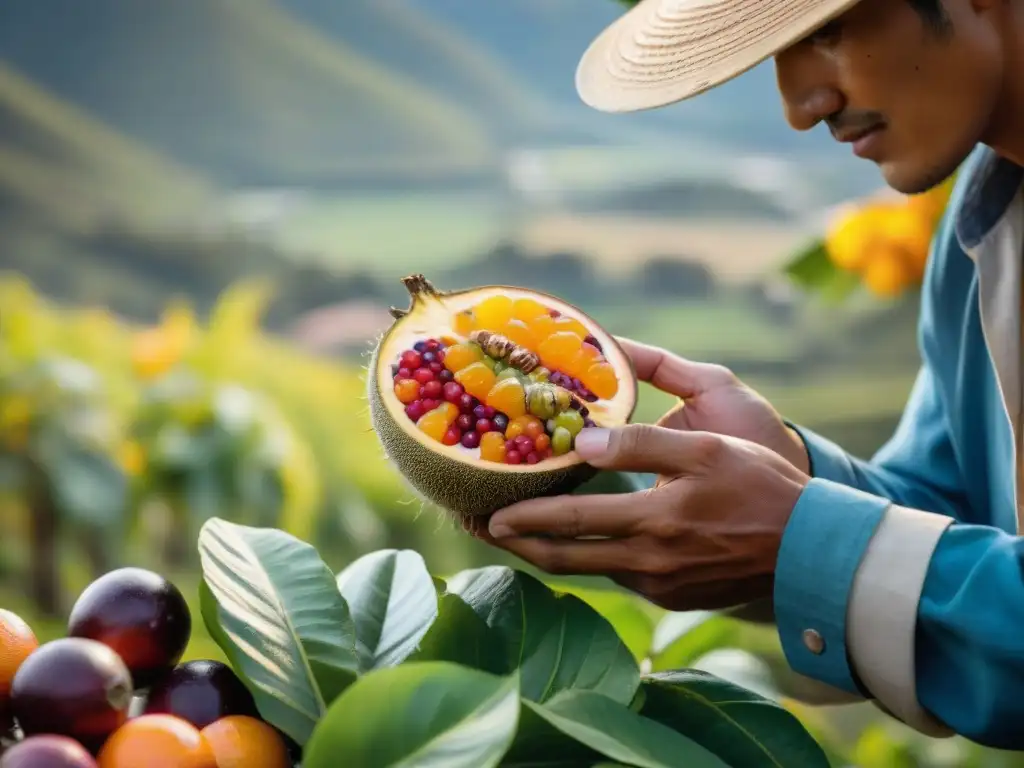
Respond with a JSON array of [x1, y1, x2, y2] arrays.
[[368, 276, 638, 521], [370, 364, 600, 519], [10, 638, 133, 754], [67, 568, 192, 690]]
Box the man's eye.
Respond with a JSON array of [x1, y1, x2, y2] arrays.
[[806, 20, 842, 44]]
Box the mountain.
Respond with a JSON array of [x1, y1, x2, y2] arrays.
[[0, 0, 497, 186]]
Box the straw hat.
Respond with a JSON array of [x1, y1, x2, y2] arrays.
[[576, 0, 865, 113]]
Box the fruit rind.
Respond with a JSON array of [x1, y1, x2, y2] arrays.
[[368, 275, 637, 519]]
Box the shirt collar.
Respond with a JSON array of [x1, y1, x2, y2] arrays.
[[954, 145, 1024, 252]]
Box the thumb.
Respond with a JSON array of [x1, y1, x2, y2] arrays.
[[615, 337, 733, 399], [575, 424, 718, 475]]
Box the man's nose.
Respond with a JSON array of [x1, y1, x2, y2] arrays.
[[775, 56, 844, 131]]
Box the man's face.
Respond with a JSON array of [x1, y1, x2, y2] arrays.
[[774, 0, 1005, 194]]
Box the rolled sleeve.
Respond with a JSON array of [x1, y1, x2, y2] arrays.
[[773, 477, 889, 694]]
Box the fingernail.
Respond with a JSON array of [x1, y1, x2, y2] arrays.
[[489, 521, 514, 538], [575, 428, 611, 459]]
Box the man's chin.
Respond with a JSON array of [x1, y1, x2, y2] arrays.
[[878, 161, 949, 196]]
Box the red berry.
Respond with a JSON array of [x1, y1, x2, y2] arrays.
[[426, 339, 440, 350], [397, 367, 413, 380], [413, 368, 434, 384], [458, 394, 475, 413], [442, 427, 461, 446], [444, 382, 464, 403], [422, 380, 443, 399], [476, 419, 493, 434], [401, 351, 422, 370], [504, 439, 517, 453], [439, 369, 454, 383], [515, 435, 534, 454], [482, 406, 497, 419], [429, 362, 443, 374], [460, 431, 481, 449], [405, 401, 425, 421], [526, 451, 541, 464], [421, 399, 440, 412], [505, 450, 522, 464], [457, 414, 473, 431]]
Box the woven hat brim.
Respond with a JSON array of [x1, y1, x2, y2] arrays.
[[576, 0, 864, 113]]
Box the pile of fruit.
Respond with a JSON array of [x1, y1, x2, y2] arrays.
[[389, 297, 619, 466], [0, 569, 293, 767]]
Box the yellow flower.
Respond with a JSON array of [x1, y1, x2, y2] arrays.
[[825, 202, 897, 272], [118, 440, 146, 476], [862, 246, 916, 298]]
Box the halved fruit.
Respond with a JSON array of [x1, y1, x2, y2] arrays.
[[368, 274, 637, 520]]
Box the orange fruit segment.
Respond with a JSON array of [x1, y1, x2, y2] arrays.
[[551, 316, 589, 339], [486, 379, 527, 420], [455, 363, 497, 402], [452, 311, 476, 338], [479, 431, 506, 463], [473, 296, 514, 330], [511, 298, 549, 323], [585, 362, 619, 400], [526, 314, 558, 347], [0, 609, 38, 708], [201, 715, 290, 768], [417, 403, 458, 442], [443, 343, 484, 373], [537, 332, 583, 372], [501, 319, 534, 350], [97, 714, 216, 768]]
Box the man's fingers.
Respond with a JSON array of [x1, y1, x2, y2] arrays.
[[576, 423, 721, 475], [489, 535, 638, 576], [615, 337, 732, 399], [487, 492, 652, 540]]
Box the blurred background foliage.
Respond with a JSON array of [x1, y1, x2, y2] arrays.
[[0, 1, 1010, 765]]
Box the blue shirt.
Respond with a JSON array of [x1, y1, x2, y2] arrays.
[[776, 144, 1024, 749]]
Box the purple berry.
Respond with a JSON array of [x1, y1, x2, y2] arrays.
[[584, 392, 598, 403], [526, 451, 541, 464], [457, 414, 474, 431], [421, 398, 440, 412], [473, 405, 487, 420], [461, 431, 481, 449], [515, 435, 534, 454], [439, 369, 454, 383], [422, 351, 437, 364], [583, 417, 596, 427], [506, 450, 522, 464], [505, 439, 518, 453], [405, 401, 425, 421], [492, 414, 509, 432], [414, 341, 429, 353], [422, 380, 443, 399], [572, 378, 584, 391], [443, 382, 464, 402], [458, 394, 475, 413], [577, 386, 594, 401], [476, 419, 493, 434]]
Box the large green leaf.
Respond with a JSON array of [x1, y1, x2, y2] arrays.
[[409, 583, 506, 675], [198, 518, 360, 746], [639, 670, 831, 768], [336, 548, 438, 671], [447, 566, 639, 705], [523, 690, 728, 768], [302, 662, 520, 768]]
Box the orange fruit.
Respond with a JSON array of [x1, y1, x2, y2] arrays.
[[454, 363, 497, 402], [473, 296, 514, 330], [862, 247, 916, 298], [97, 714, 216, 768], [0, 609, 39, 708], [485, 379, 527, 420], [201, 715, 290, 768]]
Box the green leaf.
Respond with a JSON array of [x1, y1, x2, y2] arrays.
[[501, 697, 608, 767], [566, 587, 658, 662], [197, 518, 360, 746], [302, 661, 520, 768], [409, 586, 507, 675], [639, 670, 831, 768], [524, 690, 728, 768], [335, 548, 438, 671], [783, 240, 862, 303], [649, 612, 740, 671], [447, 566, 639, 705], [36, 436, 127, 528]]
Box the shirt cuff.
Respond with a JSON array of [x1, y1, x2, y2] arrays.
[[774, 477, 888, 694], [846, 503, 955, 736], [785, 421, 860, 487]]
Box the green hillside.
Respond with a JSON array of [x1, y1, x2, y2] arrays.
[[0, 0, 497, 186], [0, 63, 214, 231]]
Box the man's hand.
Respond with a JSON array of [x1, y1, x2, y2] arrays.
[[619, 338, 810, 473], [484, 425, 810, 612]]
